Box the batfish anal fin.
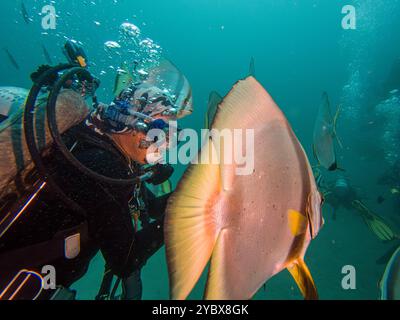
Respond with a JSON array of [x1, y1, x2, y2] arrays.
[[165, 139, 222, 300], [204, 227, 259, 300], [287, 259, 318, 300], [204, 229, 230, 300]]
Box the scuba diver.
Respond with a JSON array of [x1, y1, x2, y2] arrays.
[[316, 171, 399, 243], [0, 41, 192, 300], [317, 174, 357, 221]]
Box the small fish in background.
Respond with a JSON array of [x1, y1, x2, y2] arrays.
[[379, 246, 400, 300], [377, 195, 385, 204], [42, 45, 53, 65], [3, 48, 20, 70], [312, 92, 343, 171], [21, 1, 32, 24], [391, 187, 400, 195], [389, 89, 399, 95]]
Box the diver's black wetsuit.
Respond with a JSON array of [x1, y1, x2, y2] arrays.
[[0, 122, 169, 297]]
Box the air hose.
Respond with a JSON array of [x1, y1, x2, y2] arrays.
[[46, 67, 140, 186], [24, 63, 87, 217]]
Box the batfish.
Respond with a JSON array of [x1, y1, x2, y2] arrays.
[[312, 92, 342, 171], [380, 246, 400, 300], [165, 76, 324, 300], [42, 45, 53, 65], [4, 48, 20, 70], [21, 1, 32, 24]]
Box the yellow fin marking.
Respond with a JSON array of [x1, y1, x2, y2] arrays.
[[288, 209, 308, 236]]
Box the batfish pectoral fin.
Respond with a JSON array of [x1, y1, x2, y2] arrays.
[[204, 228, 230, 300], [287, 259, 318, 300], [165, 139, 222, 300]]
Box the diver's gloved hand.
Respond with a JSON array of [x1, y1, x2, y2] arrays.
[[146, 164, 174, 185]]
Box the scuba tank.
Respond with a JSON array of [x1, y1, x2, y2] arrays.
[[0, 41, 97, 240], [0, 41, 100, 300], [0, 87, 89, 188], [0, 87, 90, 232]]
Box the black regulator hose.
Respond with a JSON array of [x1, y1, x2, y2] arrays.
[[46, 67, 140, 186], [23, 63, 87, 217]]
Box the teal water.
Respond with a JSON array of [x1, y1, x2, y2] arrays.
[[1, 0, 399, 300]]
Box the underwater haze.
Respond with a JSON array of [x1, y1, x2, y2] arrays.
[[1, 0, 400, 300]]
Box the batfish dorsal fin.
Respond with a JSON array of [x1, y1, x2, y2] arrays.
[[321, 92, 333, 121], [249, 57, 256, 77], [205, 91, 223, 129], [212, 76, 286, 130], [287, 259, 318, 300]]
